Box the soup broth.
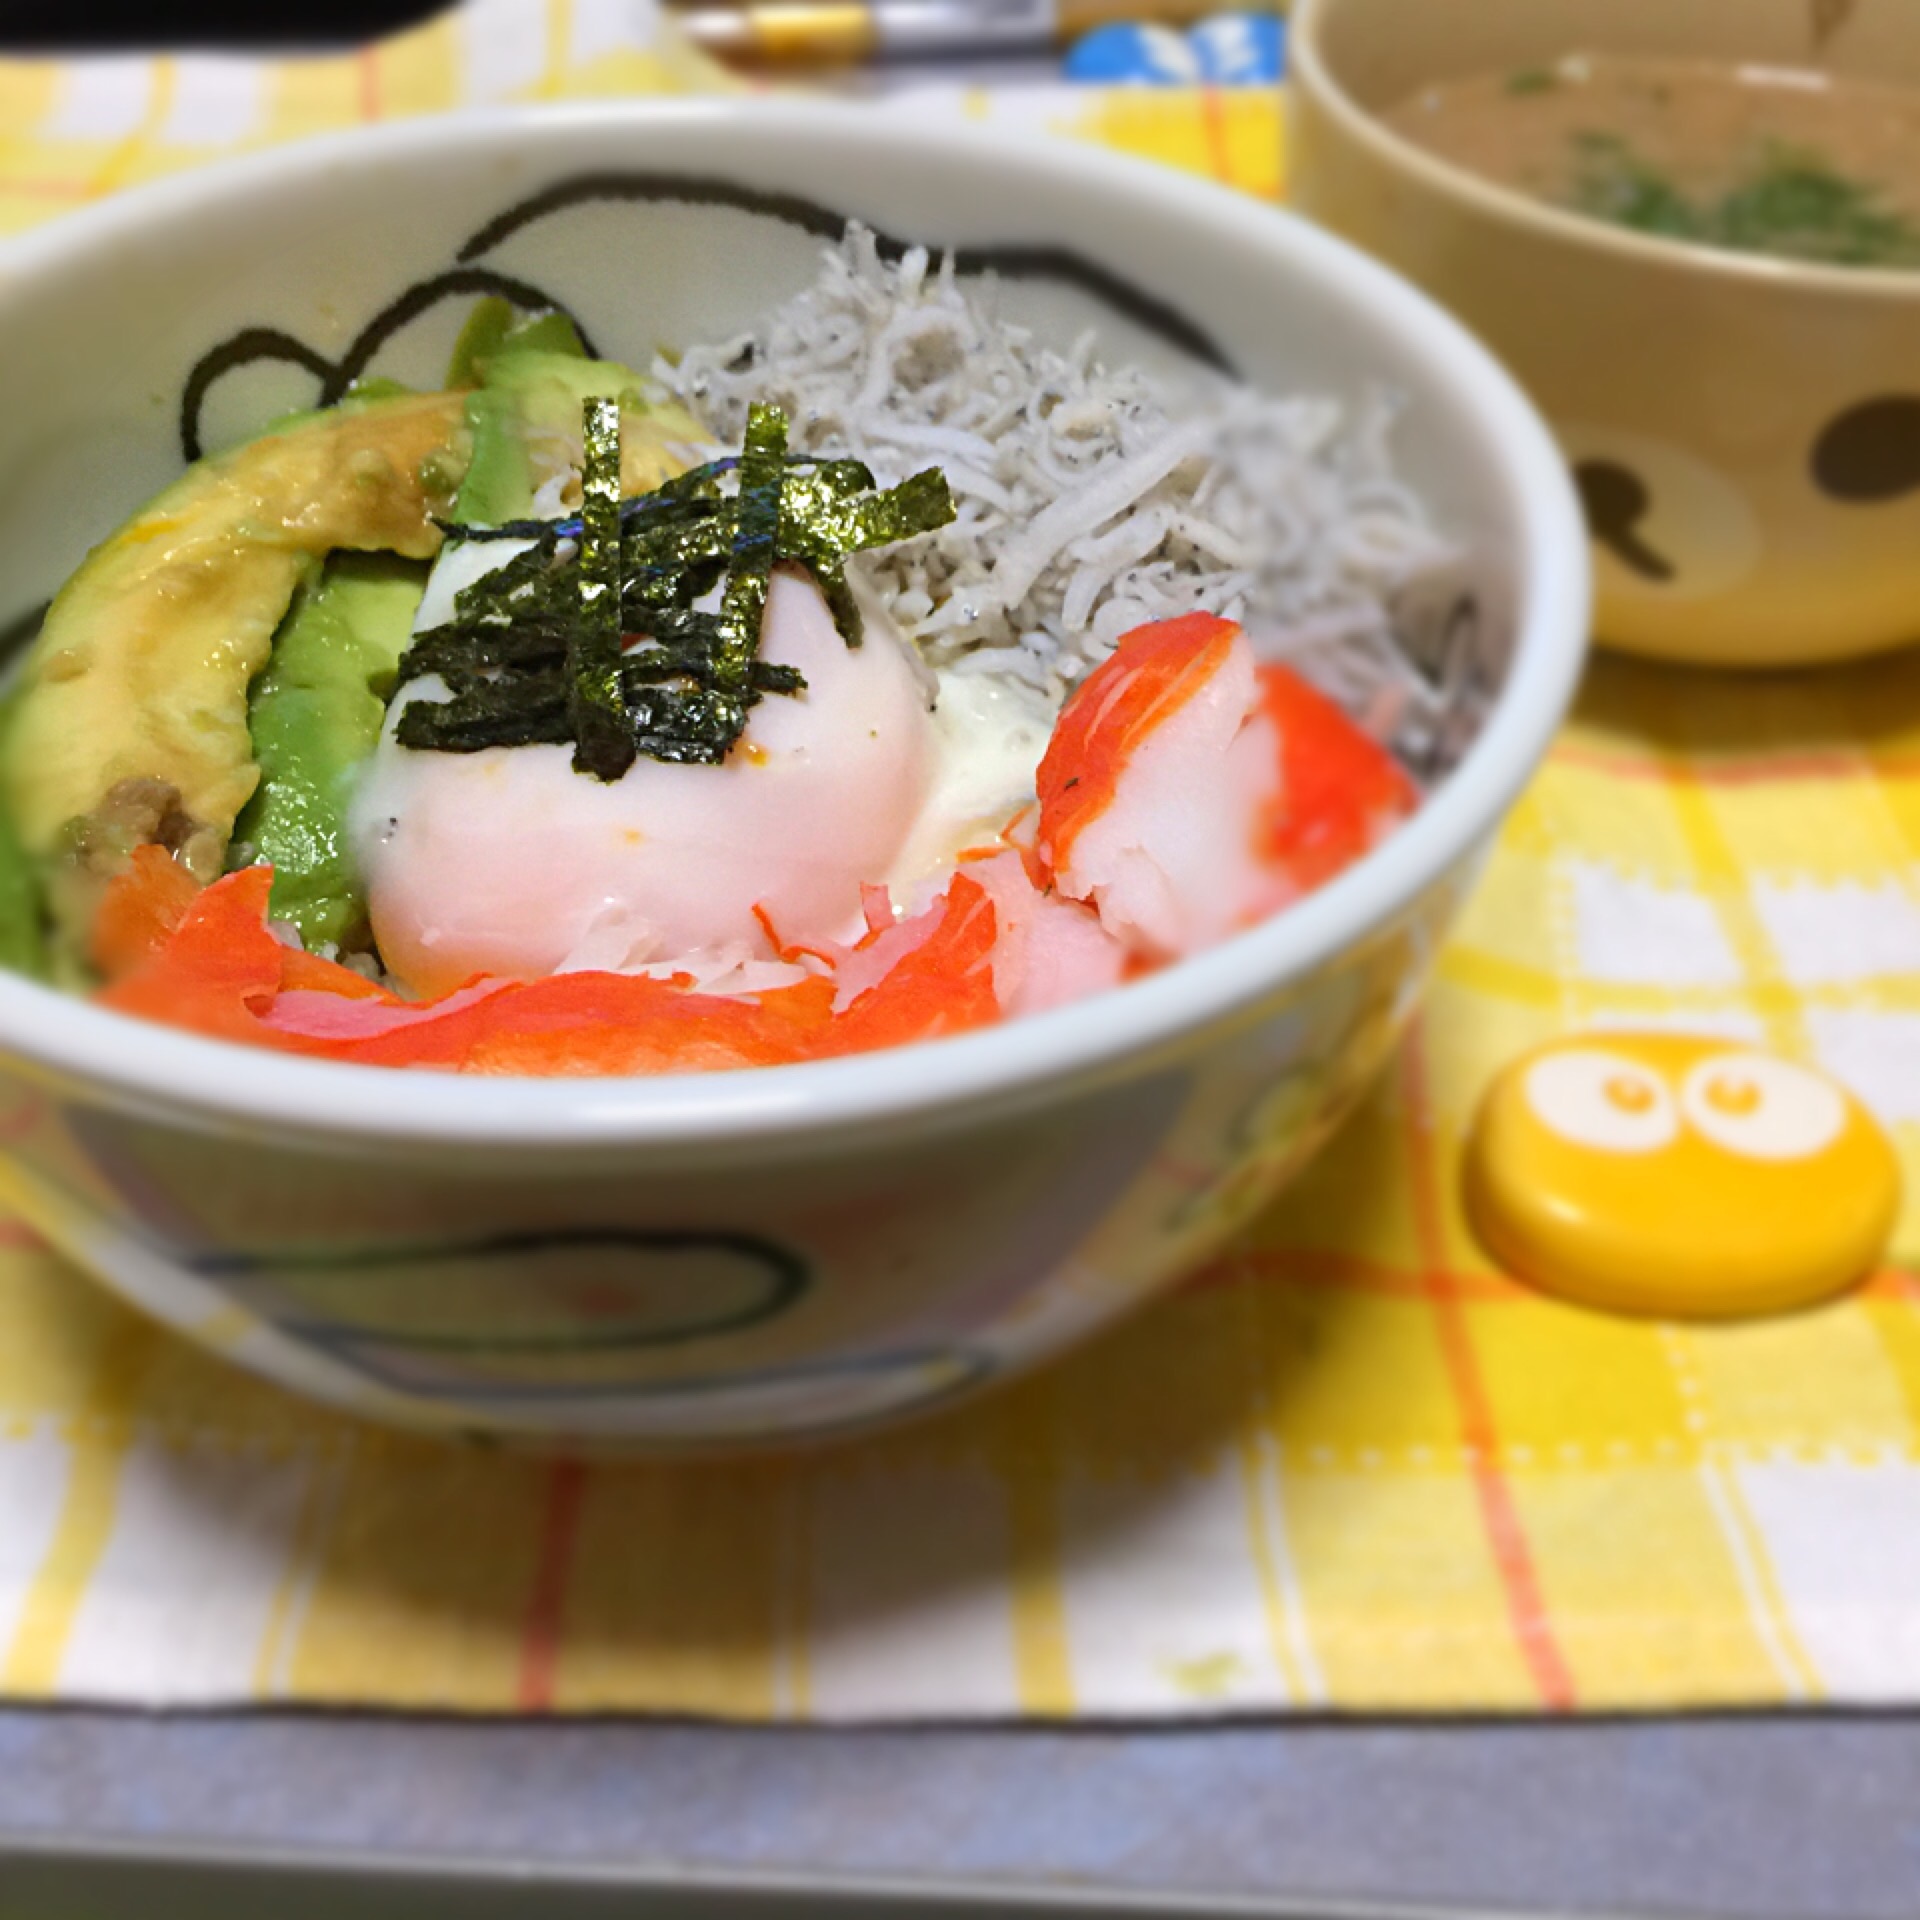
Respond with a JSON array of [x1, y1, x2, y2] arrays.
[[1383, 54, 1920, 270]]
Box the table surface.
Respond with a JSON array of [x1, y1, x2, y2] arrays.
[[4, 1707, 1920, 1918]]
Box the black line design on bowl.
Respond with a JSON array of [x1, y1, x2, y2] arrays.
[[192, 1224, 809, 1354], [179, 266, 599, 462], [451, 169, 1234, 372], [179, 166, 1233, 462]]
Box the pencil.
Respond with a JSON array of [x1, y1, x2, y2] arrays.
[[669, 0, 1240, 68]]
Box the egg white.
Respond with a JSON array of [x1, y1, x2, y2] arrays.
[[354, 565, 942, 996]]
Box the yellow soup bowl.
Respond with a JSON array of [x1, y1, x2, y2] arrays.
[[1290, 0, 1920, 668]]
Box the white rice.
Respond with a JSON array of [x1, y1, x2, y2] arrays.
[[662, 226, 1461, 739]]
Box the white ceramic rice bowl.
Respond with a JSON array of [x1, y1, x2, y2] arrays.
[[0, 103, 1588, 1448]]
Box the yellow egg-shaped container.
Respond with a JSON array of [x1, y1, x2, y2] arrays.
[[1467, 1032, 1901, 1319]]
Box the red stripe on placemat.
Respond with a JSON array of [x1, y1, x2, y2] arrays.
[[0, 178, 99, 201], [1401, 1027, 1577, 1712], [1197, 1245, 1520, 1303], [1859, 1268, 1920, 1303], [1199, 85, 1233, 188], [516, 1458, 587, 1710]]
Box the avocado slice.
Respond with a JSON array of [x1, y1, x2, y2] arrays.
[[446, 297, 586, 391], [0, 685, 47, 981], [459, 353, 708, 523], [231, 554, 425, 953], [7, 306, 710, 967], [0, 804, 44, 983], [4, 388, 467, 950], [451, 303, 709, 525]]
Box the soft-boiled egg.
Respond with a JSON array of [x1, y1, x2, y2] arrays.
[[888, 668, 1057, 893], [353, 565, 938, 997]]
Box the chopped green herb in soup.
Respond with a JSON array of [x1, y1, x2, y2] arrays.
[[1384, 54, 1920, 270]]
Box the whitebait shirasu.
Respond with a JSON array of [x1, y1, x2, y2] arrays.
[[663, 226, 1469, 752]]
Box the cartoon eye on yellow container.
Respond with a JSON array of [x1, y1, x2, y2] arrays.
[[1466, 1033, 1902, 1319]]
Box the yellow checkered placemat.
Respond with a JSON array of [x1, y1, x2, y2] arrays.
[[1, 3, 1917, 1717]]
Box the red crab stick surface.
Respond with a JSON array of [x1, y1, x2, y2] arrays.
[[1036, 612, 1265, 958], [89, 616, 1417, 1077], [1034, 612, 1416, 958], [1252, 666, 1420, 890], [94, 851, 1005, 1075]]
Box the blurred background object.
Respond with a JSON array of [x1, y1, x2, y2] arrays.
[[1064, 8, 1283, 81], [666, 0, 1283, 77], [0, 0, 1289, 90], [0, 0, 451, 49]]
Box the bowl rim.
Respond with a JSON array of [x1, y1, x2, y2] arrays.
[[1290, 0, 1920, 304], [0, 96, 1591, 1154]]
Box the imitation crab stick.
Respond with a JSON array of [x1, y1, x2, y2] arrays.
[[88, 843, 207, 982], [1251, 666, 1418, 890], [92, 857, 1007, 1075], [1035, 613, 1416, 957], [826, 873, 1001, 1053], [960, 849, 1128, 1016], [1036, 611, 1276, 957]]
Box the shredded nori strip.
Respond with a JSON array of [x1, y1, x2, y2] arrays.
[[395, 400, 955, 772], [708, 403, 786, 746], [570, 397, 634, 781]]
